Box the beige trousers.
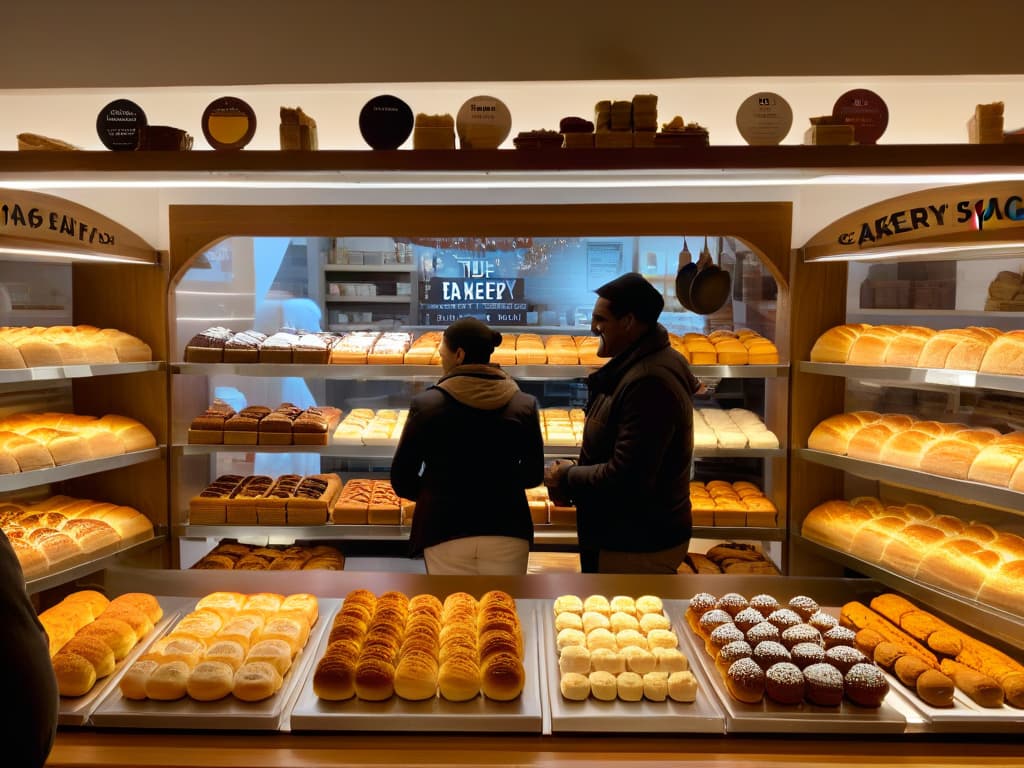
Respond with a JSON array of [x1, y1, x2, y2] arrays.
[[423, 536, 530, 575]]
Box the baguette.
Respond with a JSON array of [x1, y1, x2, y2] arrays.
[[839, 601, 938, 667], [939, 659, 1005, 708]]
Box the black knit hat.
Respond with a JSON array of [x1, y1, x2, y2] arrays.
[[443, 317, 502, 363], [595, 272, 664, 324]]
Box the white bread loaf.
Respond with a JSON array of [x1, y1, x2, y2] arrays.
[[878, 430, 938, 469], [849, 515, 908, 563], [802, 500, 874, 551], [944, 329, 996, 371], [807, 411, 880, 454], [919, 430, 998, 480], [0, 338, 27, 368], [847, 325, 901, 366], [976, 559, 1024, 614], [878, 523, 949, 576], [884, 326, 936, 367], [917, 538, 1002, 596], [846, 423, 897, 462], [979, 330, 1024, 376], [809, 324, 868, 363]]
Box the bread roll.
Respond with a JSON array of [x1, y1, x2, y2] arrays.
[[232, 660, 283, 702], [667, 670, 698, 702], [187, 660, 235, 702], [438, 655, 481, 702], [119, 659, 158, 700], [560, 672, 590, 701], [939, 659, 1004, 707], [480, 652, 525, 701], [145, 660, 191, 700]]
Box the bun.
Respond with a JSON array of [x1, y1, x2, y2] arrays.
[[186, 661, 234, 702], [481, 652, 525, 701], [765, 662, 805, 705], [52, 650, 97, 696], [843, 663, 889, 708], [355, 658, 396, 701], [804, 662, 844, 706], [438, 655, 481, 702], [667, 670, 698, 702], [725, 657, 765, 703], [232, 660, 283, 702]]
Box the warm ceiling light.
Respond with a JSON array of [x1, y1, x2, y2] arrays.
[[0, 245, 157, 265], [805, 241, 1024, 262]]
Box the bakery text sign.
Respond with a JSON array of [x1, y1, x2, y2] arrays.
[[838, 192, 1024, 247], [0, 198, 117, 246]]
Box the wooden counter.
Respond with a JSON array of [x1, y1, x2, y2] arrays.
[[41, 568, 1024, 768]]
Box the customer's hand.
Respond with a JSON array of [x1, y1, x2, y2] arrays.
[[544, 459, 574, 487]]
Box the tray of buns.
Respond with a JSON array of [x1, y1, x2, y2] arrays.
[[543, 596, 725, 733], [55, 595, 190, 726], [289, 593, 544, 733], [679, 593, 908, 734], [90, 593, 337, 730]]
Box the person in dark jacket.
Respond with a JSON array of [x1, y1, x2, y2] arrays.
[[545, 272, 702, 573], [391, 317, 545, 574], [0, 529, 59, 768]]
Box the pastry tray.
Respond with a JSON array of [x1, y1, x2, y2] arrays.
[[880, 670, 1024, 733], [289, 599, 545, 733], [674, 600, 908, 734], [542, 600, 726, 733], [58, 596, 192, 726], [89, 597, 338, 731]]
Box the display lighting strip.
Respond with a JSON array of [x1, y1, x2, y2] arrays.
[[0, 245, 155, 264], [3, 171, 1024, 191], [807, 240, 1024, 263]]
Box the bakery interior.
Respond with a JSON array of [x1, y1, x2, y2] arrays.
[[2, 3, 1024, 766]]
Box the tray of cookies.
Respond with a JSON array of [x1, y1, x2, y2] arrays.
[[679, 591, 907, 733], [90, 592, 334, 730], [543, 594, 725, 733], [289, 590, 544, 733]]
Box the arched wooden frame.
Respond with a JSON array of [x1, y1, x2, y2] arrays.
[[167, 201, 794, 556]]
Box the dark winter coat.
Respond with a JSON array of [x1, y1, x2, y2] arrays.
[[391, 364, 545, 555], [561, 325, 697, 556], [0, 529, 59, 768]]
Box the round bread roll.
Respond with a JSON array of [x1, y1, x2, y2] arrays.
[[766, 608, 803, 632], [233, 660, 283, 702], [439, 634, 477, 665], [746, 621, 780, 646], [636, 595, 664, 616], [558, 645, 591, 676], [687, 593, 717, 618], [552, 595, 583, 616], [554, 612, 583, 632], [610, 611, 640, 633], [556, 628, 586, 651], [808, 611, 839, 632], [280, 592, 319, 625], [653, 647, 688, 674], [622, 646, 656, 675], [559, 671, 591, 701], [111, 592, 163, 624], [589, 648, 625, 675], [642, 671, 669, 701], [187, 660, 235, 701], [481, 652, 524, 702], [148, 636, 205, 668], [588, 670, 617, 701], [733, 607, 765, 634], [716, 592, 749, 617], [748, 594, 780, 614], [260, 616, 309, 656], [854, 628, 886, 658], [825, 645, 868, 675], [394, 652, 439, 701], [438, 655, 481, 702], [752, 640, 791, 671], [585, 628, 617, 652], [53, 650, 97, 697], [478, 610, 520, 639], [615, 629, 647, 650], [639, 612, 671, 634], [218, 615, 264, 651], [78, 616, 136, 661], [915, 668, 956, 708], [823, 626, 857, 650], [844, 662, 889, 708], [442, 592, 477, 619], [581, 611, 611, 634], [62, 635, 115, 678], [62, 589, 111, 619], [726, 657, 765, 704], [765, 662, 806, 705], [246, 638, 294, 675], [408, 593, 443, 618], [609, 595, 637, 615], [440, 622, 477, 648], [697, 609, 733, 639], [583, 594, 611, 616], [804, 662, 844, 707], [145, 660, 191, 701], [328, 617, 368, 648], [780, 624, 823, 651], [313, 653, 358, 701], [355, 657, 396, 701], [716, 640, 753, 677], [646, 629, 678, 650], [479, 589, 515, 610], [479, 629, 520, 661], [667, 670, 698, 703], [708, 623, 745, 655], [119, 659, 158, 700], [788, 595, 820, 622], [102, 604, 154, 639], [790, 642, 826, 670], [195, 591, 246, 621], [616, 671, 644, 702]]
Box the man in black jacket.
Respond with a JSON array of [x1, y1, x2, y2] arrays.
[[545, 272, 701, 573], [0, 529, 59, 768], [392, 317, 545, 575]]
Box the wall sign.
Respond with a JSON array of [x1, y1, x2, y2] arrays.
[[736, 92, 793, 146], [96, 99, 147, 151], [0, 188, 158, 263], [802, 181, 1024, 261], [420, 277, 526, 325], [586, 242, 623, 290]]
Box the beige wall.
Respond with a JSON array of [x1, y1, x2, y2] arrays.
[[2, 0, 1020, 88]]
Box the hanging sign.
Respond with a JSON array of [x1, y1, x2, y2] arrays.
[[0, 188, 158, 263], [802, 181, 1024, 261]]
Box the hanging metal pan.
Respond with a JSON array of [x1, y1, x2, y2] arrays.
[[674, 241, 698, 312], [688, 237, 732, 315]]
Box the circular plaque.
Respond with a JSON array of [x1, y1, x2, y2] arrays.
[[96, 99, 147, 151], [736, 92, 793, 146], [832, 89, 889, 145], [456, 95, 512, 149], [202, 96, 257, 151], [358, 95, 414, 150]]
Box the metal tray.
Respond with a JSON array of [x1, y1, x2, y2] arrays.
[[58, 596, 190, 726], [880, 670, 1024, 733], [90, 597, 338, 730], [289, 598, 545, 733], [674, 599, 908, 734], [542, 599, 725, 733]]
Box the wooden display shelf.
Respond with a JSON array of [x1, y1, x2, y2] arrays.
[[5, 145, 1024, 178], [799, 361, 1024, 395], [25, 535, 166, 595], [0, 361, 163, 385], [0, 447, 165, 493]]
